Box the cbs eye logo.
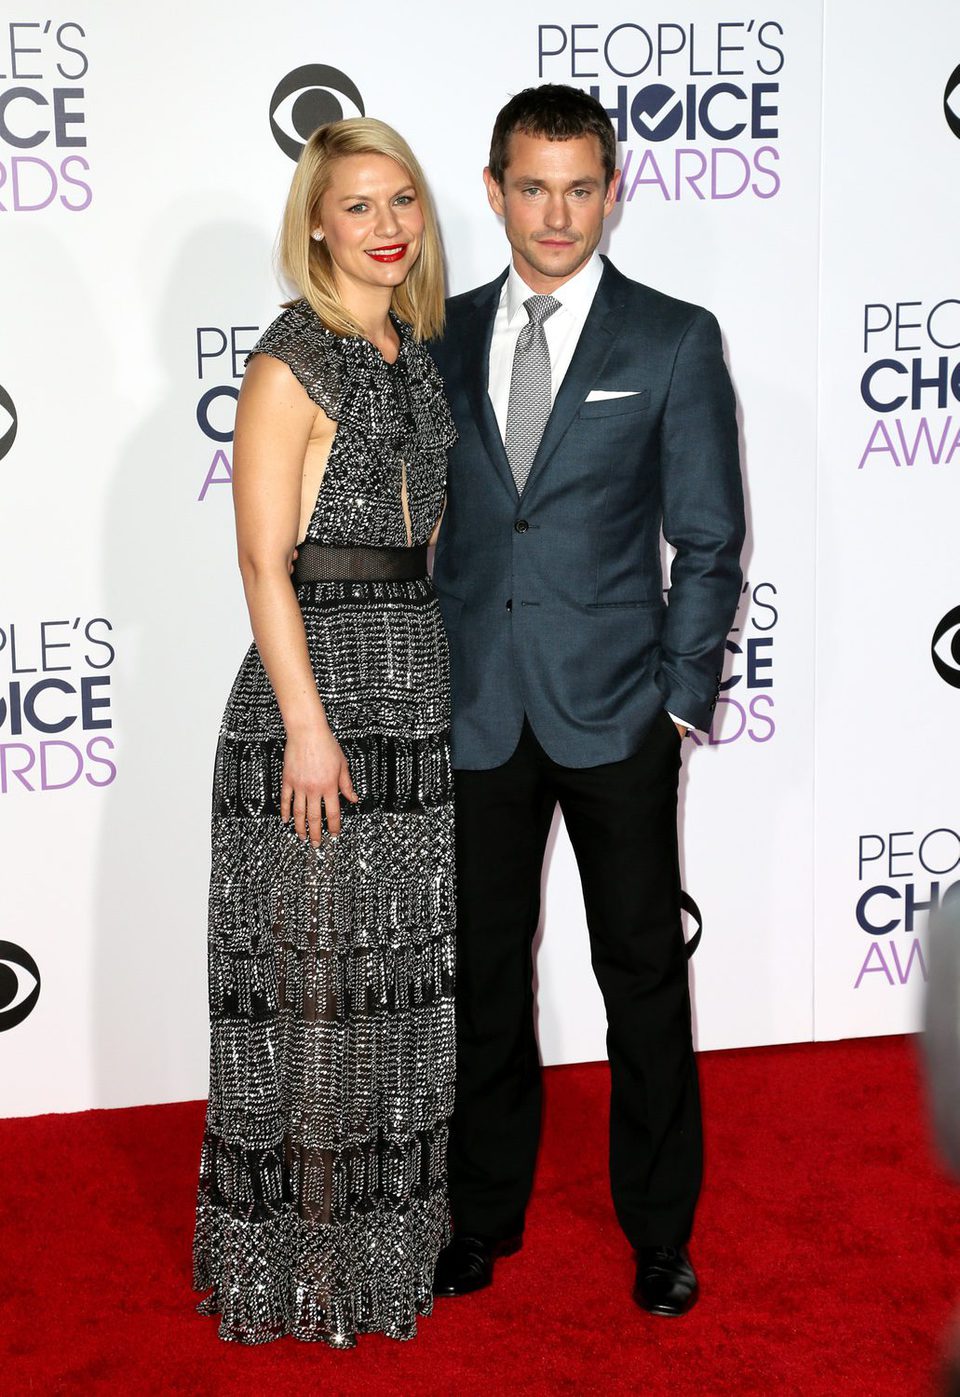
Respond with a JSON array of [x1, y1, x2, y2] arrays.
[[269, 65, 365, 162], [0, 942, 41, 1031], [0, 384, 17, 462], [945, 65, 960, 141], [932, 606, 960, 689], [681, 891, 703, 959]]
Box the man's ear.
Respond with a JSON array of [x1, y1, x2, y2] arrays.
[[483, 166, 506, 217], [603, 170, 621, 218]]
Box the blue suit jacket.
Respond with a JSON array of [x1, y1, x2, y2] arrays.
[[431, 256, 745, 770]]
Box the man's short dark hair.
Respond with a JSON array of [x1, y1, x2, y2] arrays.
[[488, 84, 617, 187]]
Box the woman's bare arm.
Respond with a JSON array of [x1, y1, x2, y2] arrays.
[[232, 354, 357, 845]]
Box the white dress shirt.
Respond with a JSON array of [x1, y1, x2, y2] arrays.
[[487, 253, 694, 735]]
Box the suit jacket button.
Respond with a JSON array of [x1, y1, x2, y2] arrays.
[[506, 598, 512, 611], [514, 519, 529, 534]]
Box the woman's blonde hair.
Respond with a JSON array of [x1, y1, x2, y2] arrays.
[[279, 117, 445, 342]]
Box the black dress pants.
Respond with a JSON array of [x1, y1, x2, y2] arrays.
[[449, 711, 702, 1249]]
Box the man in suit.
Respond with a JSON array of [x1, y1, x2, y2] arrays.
[[430, 84, 744, 1316]]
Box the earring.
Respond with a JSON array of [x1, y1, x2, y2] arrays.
[[311, 230, 324, 242]]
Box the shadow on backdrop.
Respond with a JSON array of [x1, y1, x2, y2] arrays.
[[93, 212, 271, 1258]]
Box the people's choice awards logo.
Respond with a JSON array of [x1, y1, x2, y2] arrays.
[[194, 324, 262, 500], [0, 941, 40, 1031], [269, 65, 365, 161], [688, 580, 778, 748], [538, 19, 784, 203], [0, 384, 16, 460], [0, 617, 117, 794], [854, 827, 960, 990], [0, 20, 92, 211], [932, 606, 960, 688], [945, 64, 960, 141], [858, 298, 960, 470]]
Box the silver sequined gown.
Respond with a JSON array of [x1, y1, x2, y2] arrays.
[[193, 301, 457, 1347]]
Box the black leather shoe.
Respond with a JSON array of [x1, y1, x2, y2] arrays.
[[633, 1245, 698, 1316], [433, 1233, 522, 1297]]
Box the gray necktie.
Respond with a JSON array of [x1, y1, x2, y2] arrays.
[[504, 294, 561, 495]]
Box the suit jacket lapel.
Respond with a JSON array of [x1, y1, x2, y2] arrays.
[[460, 271, 518, 501], [521, 260, 624, 499]]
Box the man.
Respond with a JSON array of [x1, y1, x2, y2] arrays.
[[430, 84, 744, 1317]]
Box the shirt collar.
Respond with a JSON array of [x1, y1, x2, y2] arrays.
[[505, 252, 603, 326]]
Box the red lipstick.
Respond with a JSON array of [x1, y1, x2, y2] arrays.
[[365, 244, 408, 263]]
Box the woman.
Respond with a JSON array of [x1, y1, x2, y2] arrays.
[[192, 118, 456, 1347]]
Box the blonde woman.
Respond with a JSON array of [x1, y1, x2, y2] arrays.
[[192, 119, 456, 1347]]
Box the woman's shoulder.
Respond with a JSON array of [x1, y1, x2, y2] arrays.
[[246, 300, 358, 414], [248, 299, 333, 361]]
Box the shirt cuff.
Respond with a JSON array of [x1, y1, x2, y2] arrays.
[[667, 711, 695, 733]]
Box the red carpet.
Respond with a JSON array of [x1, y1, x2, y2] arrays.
[[1, 1036, 957, 1395]]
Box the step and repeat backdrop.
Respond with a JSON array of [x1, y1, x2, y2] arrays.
[[1, 2, 957, 1116]]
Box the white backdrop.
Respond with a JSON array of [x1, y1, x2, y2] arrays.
[[1, 2, 956, 1117], [814, 5, 960, 1036]]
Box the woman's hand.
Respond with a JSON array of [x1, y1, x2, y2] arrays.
[[281, 725, 359, 847]]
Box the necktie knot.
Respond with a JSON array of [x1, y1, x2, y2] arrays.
[[523, 294, 561, 328]]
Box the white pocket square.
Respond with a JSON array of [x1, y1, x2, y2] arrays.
[[585, 389, 642, 401]]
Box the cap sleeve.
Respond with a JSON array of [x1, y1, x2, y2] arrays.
[[246, 301, 366, 425]]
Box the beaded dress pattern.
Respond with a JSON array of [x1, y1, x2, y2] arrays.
[[193, 300, 457, 1347]]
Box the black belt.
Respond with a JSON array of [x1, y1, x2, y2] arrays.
[[292, 542, 429, 584]]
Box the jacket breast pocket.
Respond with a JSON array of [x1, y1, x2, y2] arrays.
[[577, 389, 650, 419]]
